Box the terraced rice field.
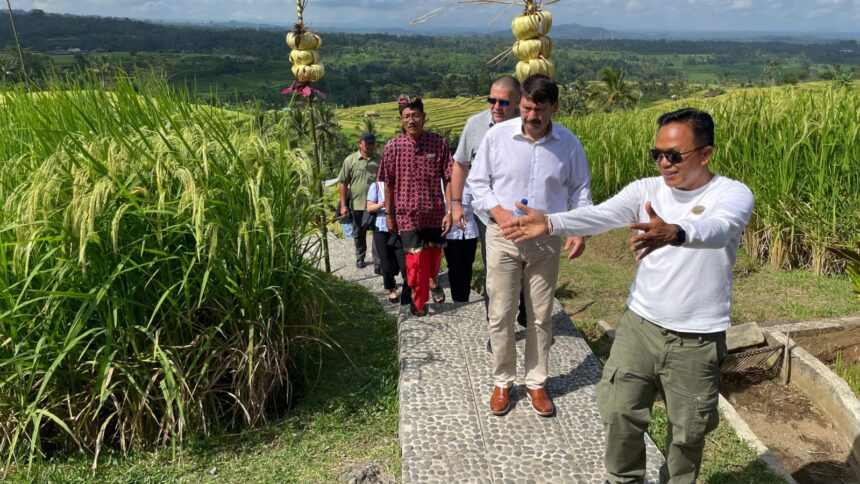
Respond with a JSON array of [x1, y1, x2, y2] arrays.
[[336, 96, 487, 141]]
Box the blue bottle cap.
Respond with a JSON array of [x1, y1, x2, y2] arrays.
[[520, 198, 528, 205]]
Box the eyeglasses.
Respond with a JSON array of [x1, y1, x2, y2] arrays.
[[649, 146, 708, 164], [487, 97, 511, 107]]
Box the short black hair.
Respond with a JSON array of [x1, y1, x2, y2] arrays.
[[657, 108, 715, 147], [397, 95, 424, 114], [521, 75, 559, 105]]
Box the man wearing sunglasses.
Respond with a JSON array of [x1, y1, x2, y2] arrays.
[[499, 108, 755, 484], [451, 75, 531, 338]]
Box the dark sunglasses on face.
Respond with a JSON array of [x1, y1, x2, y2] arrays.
[[649, 145, 708, 164], [487, 97, 511, 107]]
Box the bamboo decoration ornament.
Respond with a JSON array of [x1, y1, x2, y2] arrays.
[[410, 1, 561, 82], [286, 3, 325, 84], [511, 5, 554, 81]]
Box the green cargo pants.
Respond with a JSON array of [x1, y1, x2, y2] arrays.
[[596, 309, 727, 484]]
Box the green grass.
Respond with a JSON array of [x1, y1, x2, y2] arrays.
[[834, 352, 860, 398], [556, 229, 858, 329], [645, 401, 784, 483], [12, 276, 399, 482]]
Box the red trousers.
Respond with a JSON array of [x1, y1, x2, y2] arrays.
[[405, 247, 442, 313]]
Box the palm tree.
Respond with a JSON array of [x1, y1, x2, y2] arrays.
[[588, 67, 640, 112], [0, 54, 19, 83], [311, 102, 341, 159], [762, 60, 783, 86], [89, 55, 113, 87], [361, 118, 377, 135]]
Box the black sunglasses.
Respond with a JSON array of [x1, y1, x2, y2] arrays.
[[649, 145, 708, 164], [487, 97, 511, 107]]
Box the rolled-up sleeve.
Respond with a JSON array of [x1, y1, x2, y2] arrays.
[[443, 140, 453, 182], [378, 142, 394, 186], [467, 136, 500, 212]]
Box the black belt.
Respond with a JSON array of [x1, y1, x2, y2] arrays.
[[659, 326, 724, 341]]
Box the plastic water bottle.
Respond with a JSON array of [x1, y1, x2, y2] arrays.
[[514, 198, 528, 217]]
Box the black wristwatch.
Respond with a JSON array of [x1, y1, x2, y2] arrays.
[[670, 224, 686, 246]]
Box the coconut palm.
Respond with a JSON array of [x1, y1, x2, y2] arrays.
[[588, 67, 640, 112]]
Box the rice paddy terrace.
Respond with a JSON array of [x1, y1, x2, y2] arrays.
[[335, 96, 487, 140]]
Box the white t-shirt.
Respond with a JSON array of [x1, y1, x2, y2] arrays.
[[548, 175, 754, 333]]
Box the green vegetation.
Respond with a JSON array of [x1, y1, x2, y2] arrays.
[[7, 277, 399, 482], [562, 84, 860, 274], [2, 11, 860, 107], [0, 74, 330, 473], [834, 352, 860, 398]]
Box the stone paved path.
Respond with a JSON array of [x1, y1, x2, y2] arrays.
[[327, 237, 664, 483]]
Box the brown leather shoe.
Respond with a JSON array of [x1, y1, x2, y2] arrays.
[[489, 386, 510, 416], [526, 387, 554, 417]]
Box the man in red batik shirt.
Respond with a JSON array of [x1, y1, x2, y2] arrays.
[[378, 96, 453, 317]]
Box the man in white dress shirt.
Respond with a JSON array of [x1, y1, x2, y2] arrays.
[[500, 108, 754, 483], [468, 74, 592, 417]]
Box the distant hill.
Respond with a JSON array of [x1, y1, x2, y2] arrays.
[[492, 22, 616, 40]]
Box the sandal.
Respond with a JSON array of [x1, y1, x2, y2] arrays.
[[388, 291, 399, 304], [430, 285, 445, 304]]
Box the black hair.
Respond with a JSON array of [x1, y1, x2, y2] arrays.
[[521, 74, 559, 105], [657, 108, 715, 147], [397, 95, 424, 114]]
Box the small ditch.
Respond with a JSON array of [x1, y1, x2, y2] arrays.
[[721, 370, 855, 483], [794, 325, 860, 368]]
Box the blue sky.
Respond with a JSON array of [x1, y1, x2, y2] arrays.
[[16, 0, 860, 33]]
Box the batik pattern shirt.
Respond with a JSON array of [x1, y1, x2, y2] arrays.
[[378, 132, 453, 232]]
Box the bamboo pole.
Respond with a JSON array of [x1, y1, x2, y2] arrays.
[[307, 96, 331, 273], [5, 0, 30, 88], [782, 331, 791, 385], [293, 0, 330, 272]]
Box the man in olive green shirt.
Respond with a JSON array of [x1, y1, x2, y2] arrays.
[[338, 131, 379, 269]]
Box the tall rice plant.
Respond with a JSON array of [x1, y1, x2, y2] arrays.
[[0, 72, 328, 472], [562, 85, 860, 274]]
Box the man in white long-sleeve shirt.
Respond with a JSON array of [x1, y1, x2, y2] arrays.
[[501, 108, 754, 483], [468, 74, 592, 418]]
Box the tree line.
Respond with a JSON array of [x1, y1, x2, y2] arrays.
[[1, 9, 859, 107]]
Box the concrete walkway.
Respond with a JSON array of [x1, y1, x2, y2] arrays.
[[327, 237, 664, 483]]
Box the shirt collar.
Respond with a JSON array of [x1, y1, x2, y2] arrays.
[[513, 121, 557, 143]]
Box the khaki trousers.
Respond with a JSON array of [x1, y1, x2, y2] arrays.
[[485, 222, 560, 389], [597, 309, 727, 484]]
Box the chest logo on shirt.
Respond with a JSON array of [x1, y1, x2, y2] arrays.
[[426, 153, 437, 160], [692, 205, 706, 215]]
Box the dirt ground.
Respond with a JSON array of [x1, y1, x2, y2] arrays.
[[721, 371, 856, 483], [795, 326, 860, 365]]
